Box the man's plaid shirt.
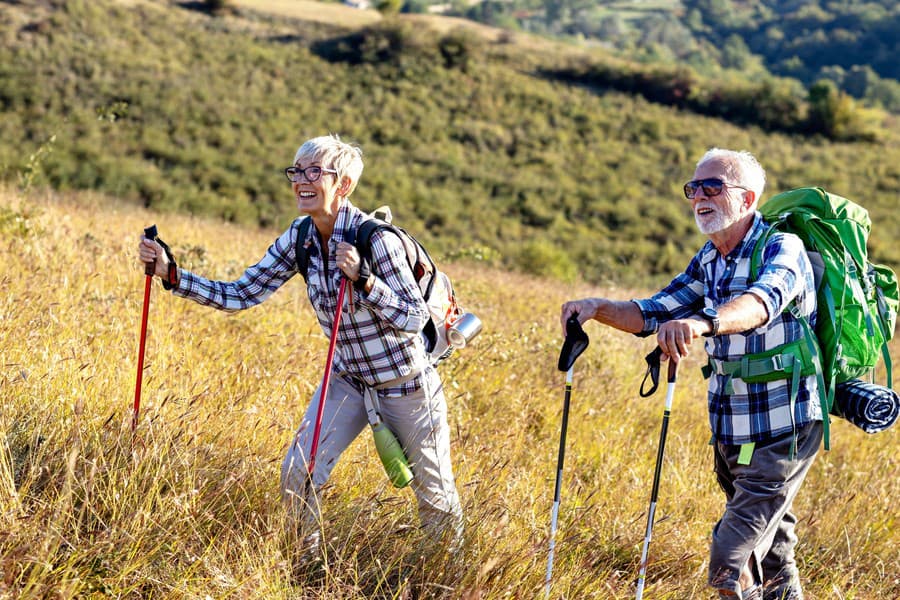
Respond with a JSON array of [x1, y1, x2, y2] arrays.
[[633, 213, 823, 445], [173, 201, 432, 396]]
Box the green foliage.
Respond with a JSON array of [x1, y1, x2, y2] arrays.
[[437, 27, 483, 72], [0, 0, 897, 287], [512, 239, 577, 282], [0, 203, 43, 238], [376, 0, 404, 16], [543, 56, 879, 139], [807, 79, 874, 142], [17, 134, 57, 194], [448, 0, 900, 112]]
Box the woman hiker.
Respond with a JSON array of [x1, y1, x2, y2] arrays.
[[138, 134, 463, 563]]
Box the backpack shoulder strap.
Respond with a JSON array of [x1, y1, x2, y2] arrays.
[[294, 216, 313, 282], [354, 218, 396, 261], [749, 220, 782, 282]]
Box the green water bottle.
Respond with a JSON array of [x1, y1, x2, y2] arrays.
[[371, 421, 413, 488]]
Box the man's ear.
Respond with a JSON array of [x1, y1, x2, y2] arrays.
[[743, 190, 756, 209]]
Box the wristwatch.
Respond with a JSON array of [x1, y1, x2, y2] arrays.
[[700, 306, 720, 337]]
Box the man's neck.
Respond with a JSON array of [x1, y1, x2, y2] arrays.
[[709, 215, 754, 256]]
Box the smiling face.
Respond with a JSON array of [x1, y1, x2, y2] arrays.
[[291, 156, 342, 218], [690, 158, 750, 236]]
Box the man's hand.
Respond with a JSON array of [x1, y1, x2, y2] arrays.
[[560, 299, 601, 335], [657, 318, 708, 363]]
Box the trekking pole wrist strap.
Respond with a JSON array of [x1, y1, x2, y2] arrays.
[[354, 257, 374, 292], [154, 237, 179, 290], [640, 346, 663, 397]]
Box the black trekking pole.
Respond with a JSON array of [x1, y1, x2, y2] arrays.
[[635, 346, 678, 600], [545, 314, 589, 599]]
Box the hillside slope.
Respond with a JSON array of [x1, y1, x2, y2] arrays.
[[1, 0, 898, 287]]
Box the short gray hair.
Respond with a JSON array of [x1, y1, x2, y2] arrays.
[[293, 134, 364, 197], [697, 148, 766, 202]]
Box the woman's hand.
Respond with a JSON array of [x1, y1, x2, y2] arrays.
[[138, 237, 171, 279], [335, 241, 364, 281]]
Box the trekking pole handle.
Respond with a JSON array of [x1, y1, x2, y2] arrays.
[[143, 225, 158, 276], [667, 353, 678, 383]]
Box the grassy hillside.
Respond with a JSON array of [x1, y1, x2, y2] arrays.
[[1, 187, 898, 598], [1, 0, 898, 289]]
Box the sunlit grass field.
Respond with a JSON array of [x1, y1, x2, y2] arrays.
[[1, 187, 897, 598]]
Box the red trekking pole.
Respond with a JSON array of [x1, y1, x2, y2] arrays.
[[133, 225, 158, 433], [307, 277, 349, 476]]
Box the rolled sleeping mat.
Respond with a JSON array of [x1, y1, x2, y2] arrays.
[[834, 379, 900, 434]]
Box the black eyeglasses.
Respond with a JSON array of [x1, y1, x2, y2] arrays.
[[683, 177, 751, 199], [284, 165, 338, 183]]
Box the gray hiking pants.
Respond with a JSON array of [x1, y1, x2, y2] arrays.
[[709, 420, 823, 597], [280, 366, 463, 545]]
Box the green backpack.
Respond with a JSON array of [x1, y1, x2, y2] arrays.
[[751, 187, 900, 447]]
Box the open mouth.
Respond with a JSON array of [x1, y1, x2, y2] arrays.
[[298, 191, 316, 199], [696, 207, 714, 216]]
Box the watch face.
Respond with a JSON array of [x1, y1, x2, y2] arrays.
[[703, 307, 718, 318]]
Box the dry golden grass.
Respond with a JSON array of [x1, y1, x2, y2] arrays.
[[1, 187, 898, 598]]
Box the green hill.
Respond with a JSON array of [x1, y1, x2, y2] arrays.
[[449, 0, 900, 112], [1, 0, 898, 286]]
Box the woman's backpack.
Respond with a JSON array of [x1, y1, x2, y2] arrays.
[[293, 207, 476, 365]]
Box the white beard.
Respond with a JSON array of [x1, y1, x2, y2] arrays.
[[694, 202, 742, 235]]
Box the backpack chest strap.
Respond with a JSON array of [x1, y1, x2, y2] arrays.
[[706, 353, 796, 380], [702, 338, 817, 383]]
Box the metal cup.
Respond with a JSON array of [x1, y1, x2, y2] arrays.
[[447, 312, 483, 349]]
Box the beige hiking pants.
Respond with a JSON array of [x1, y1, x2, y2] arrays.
[[280, 366, 463, 546]]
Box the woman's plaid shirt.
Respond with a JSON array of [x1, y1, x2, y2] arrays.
[[172, 201, 432, 396], [633, 213, 823, 445]]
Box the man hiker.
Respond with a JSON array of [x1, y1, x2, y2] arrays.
[[138, 134, 463, 562], [562, 148, 821, 600]]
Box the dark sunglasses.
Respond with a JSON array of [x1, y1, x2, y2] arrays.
[[284, 165, 338, 183], [683, 177, 750, 199]]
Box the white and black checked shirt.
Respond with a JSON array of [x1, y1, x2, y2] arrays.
[[633, 213, 823, 445], [173, 201, 432, 396]]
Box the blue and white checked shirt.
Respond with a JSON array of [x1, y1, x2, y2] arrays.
[[173, 201, 432, 396], [633, 213, 823, 445]]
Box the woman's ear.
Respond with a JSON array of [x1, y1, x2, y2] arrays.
[[339, 176, 353, 197]]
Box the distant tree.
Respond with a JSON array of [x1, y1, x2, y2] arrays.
[[685, 8, 703, 31], [690, 0, 735, 27], [401, 0, 429, 14], [866, 77, 900, 113], [204, 0, 234, 15], [596, 14, 627, 41], [842, 65, 875, 98], [721, 33, 750, 69], [377, 0, 403, 16], [807, 79, 869, 140], [438, 28, 483, 72]]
